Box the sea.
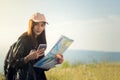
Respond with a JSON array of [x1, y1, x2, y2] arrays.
[[0, 49, 120, 73]]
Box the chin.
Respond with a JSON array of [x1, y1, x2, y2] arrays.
[[36, 33, 41, 36]]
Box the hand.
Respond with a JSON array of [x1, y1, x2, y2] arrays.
[[24, 48, 45, 63], [36, 48, 45, 57], [55, 53, 64, 64]]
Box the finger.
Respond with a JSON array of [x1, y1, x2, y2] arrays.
[[56, 54, 63, 59], [37, 48, 45, 51], [58, 53, 63, 58], [58, 58, 64, 64], [37, 51, 44, 54], [37, 49, 44, 52], [37, 49, 45, 54], [38, 53, 44, 57]]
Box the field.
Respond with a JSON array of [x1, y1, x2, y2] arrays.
[[0, 62, 120, 80], [46, 62, 120, 80]]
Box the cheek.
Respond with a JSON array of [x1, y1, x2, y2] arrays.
[[41, 27, 45, 31], [33, 27, 37, 32]]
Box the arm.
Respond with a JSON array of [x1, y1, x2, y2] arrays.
[[11, 37, 45, 69], [11, 39, 26, 69]]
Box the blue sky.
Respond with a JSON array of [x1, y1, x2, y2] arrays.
[[0, 0, 120, 53]]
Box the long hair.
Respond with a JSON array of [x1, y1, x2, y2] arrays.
[[27, 19, 47, 46]]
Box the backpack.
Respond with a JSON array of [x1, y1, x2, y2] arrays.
[[4, 42, 17, 80]]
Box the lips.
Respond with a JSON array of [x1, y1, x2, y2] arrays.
[[36, 31, 41, 33]]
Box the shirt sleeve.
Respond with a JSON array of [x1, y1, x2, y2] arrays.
[[11, 38, 26, 69]]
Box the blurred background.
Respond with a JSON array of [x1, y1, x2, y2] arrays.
[[0, 0, 120, 73]]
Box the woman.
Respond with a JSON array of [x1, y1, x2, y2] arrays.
[[9, 12, 64, 80]]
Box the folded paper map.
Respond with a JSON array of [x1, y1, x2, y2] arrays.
[[34, 35, 74, 69]]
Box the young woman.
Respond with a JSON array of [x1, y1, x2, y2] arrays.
[[8, 12, 64, 80]]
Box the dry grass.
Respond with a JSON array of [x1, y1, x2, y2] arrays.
[[1, 62, 120, 80], [46, 62, 120, 80]]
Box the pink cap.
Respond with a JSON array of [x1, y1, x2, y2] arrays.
[[30, 12, 48, 23]]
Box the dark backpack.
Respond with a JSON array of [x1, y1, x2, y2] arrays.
[[4, 42, 17, 80]]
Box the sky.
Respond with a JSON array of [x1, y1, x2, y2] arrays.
[[0, 0, 120, 53]]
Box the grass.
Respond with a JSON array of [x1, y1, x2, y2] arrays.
[[46, 62, 120, 80], [0, 73, 5, 80], [1, 62, 120, 80]]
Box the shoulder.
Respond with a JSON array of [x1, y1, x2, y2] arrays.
[[17, 32, 30, 45], [15, 32, 33, 49]]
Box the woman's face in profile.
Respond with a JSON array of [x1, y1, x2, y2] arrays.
[[33, 22, 46, 36]]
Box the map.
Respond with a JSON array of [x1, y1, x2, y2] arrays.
[[34, 35, 74, 69]]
